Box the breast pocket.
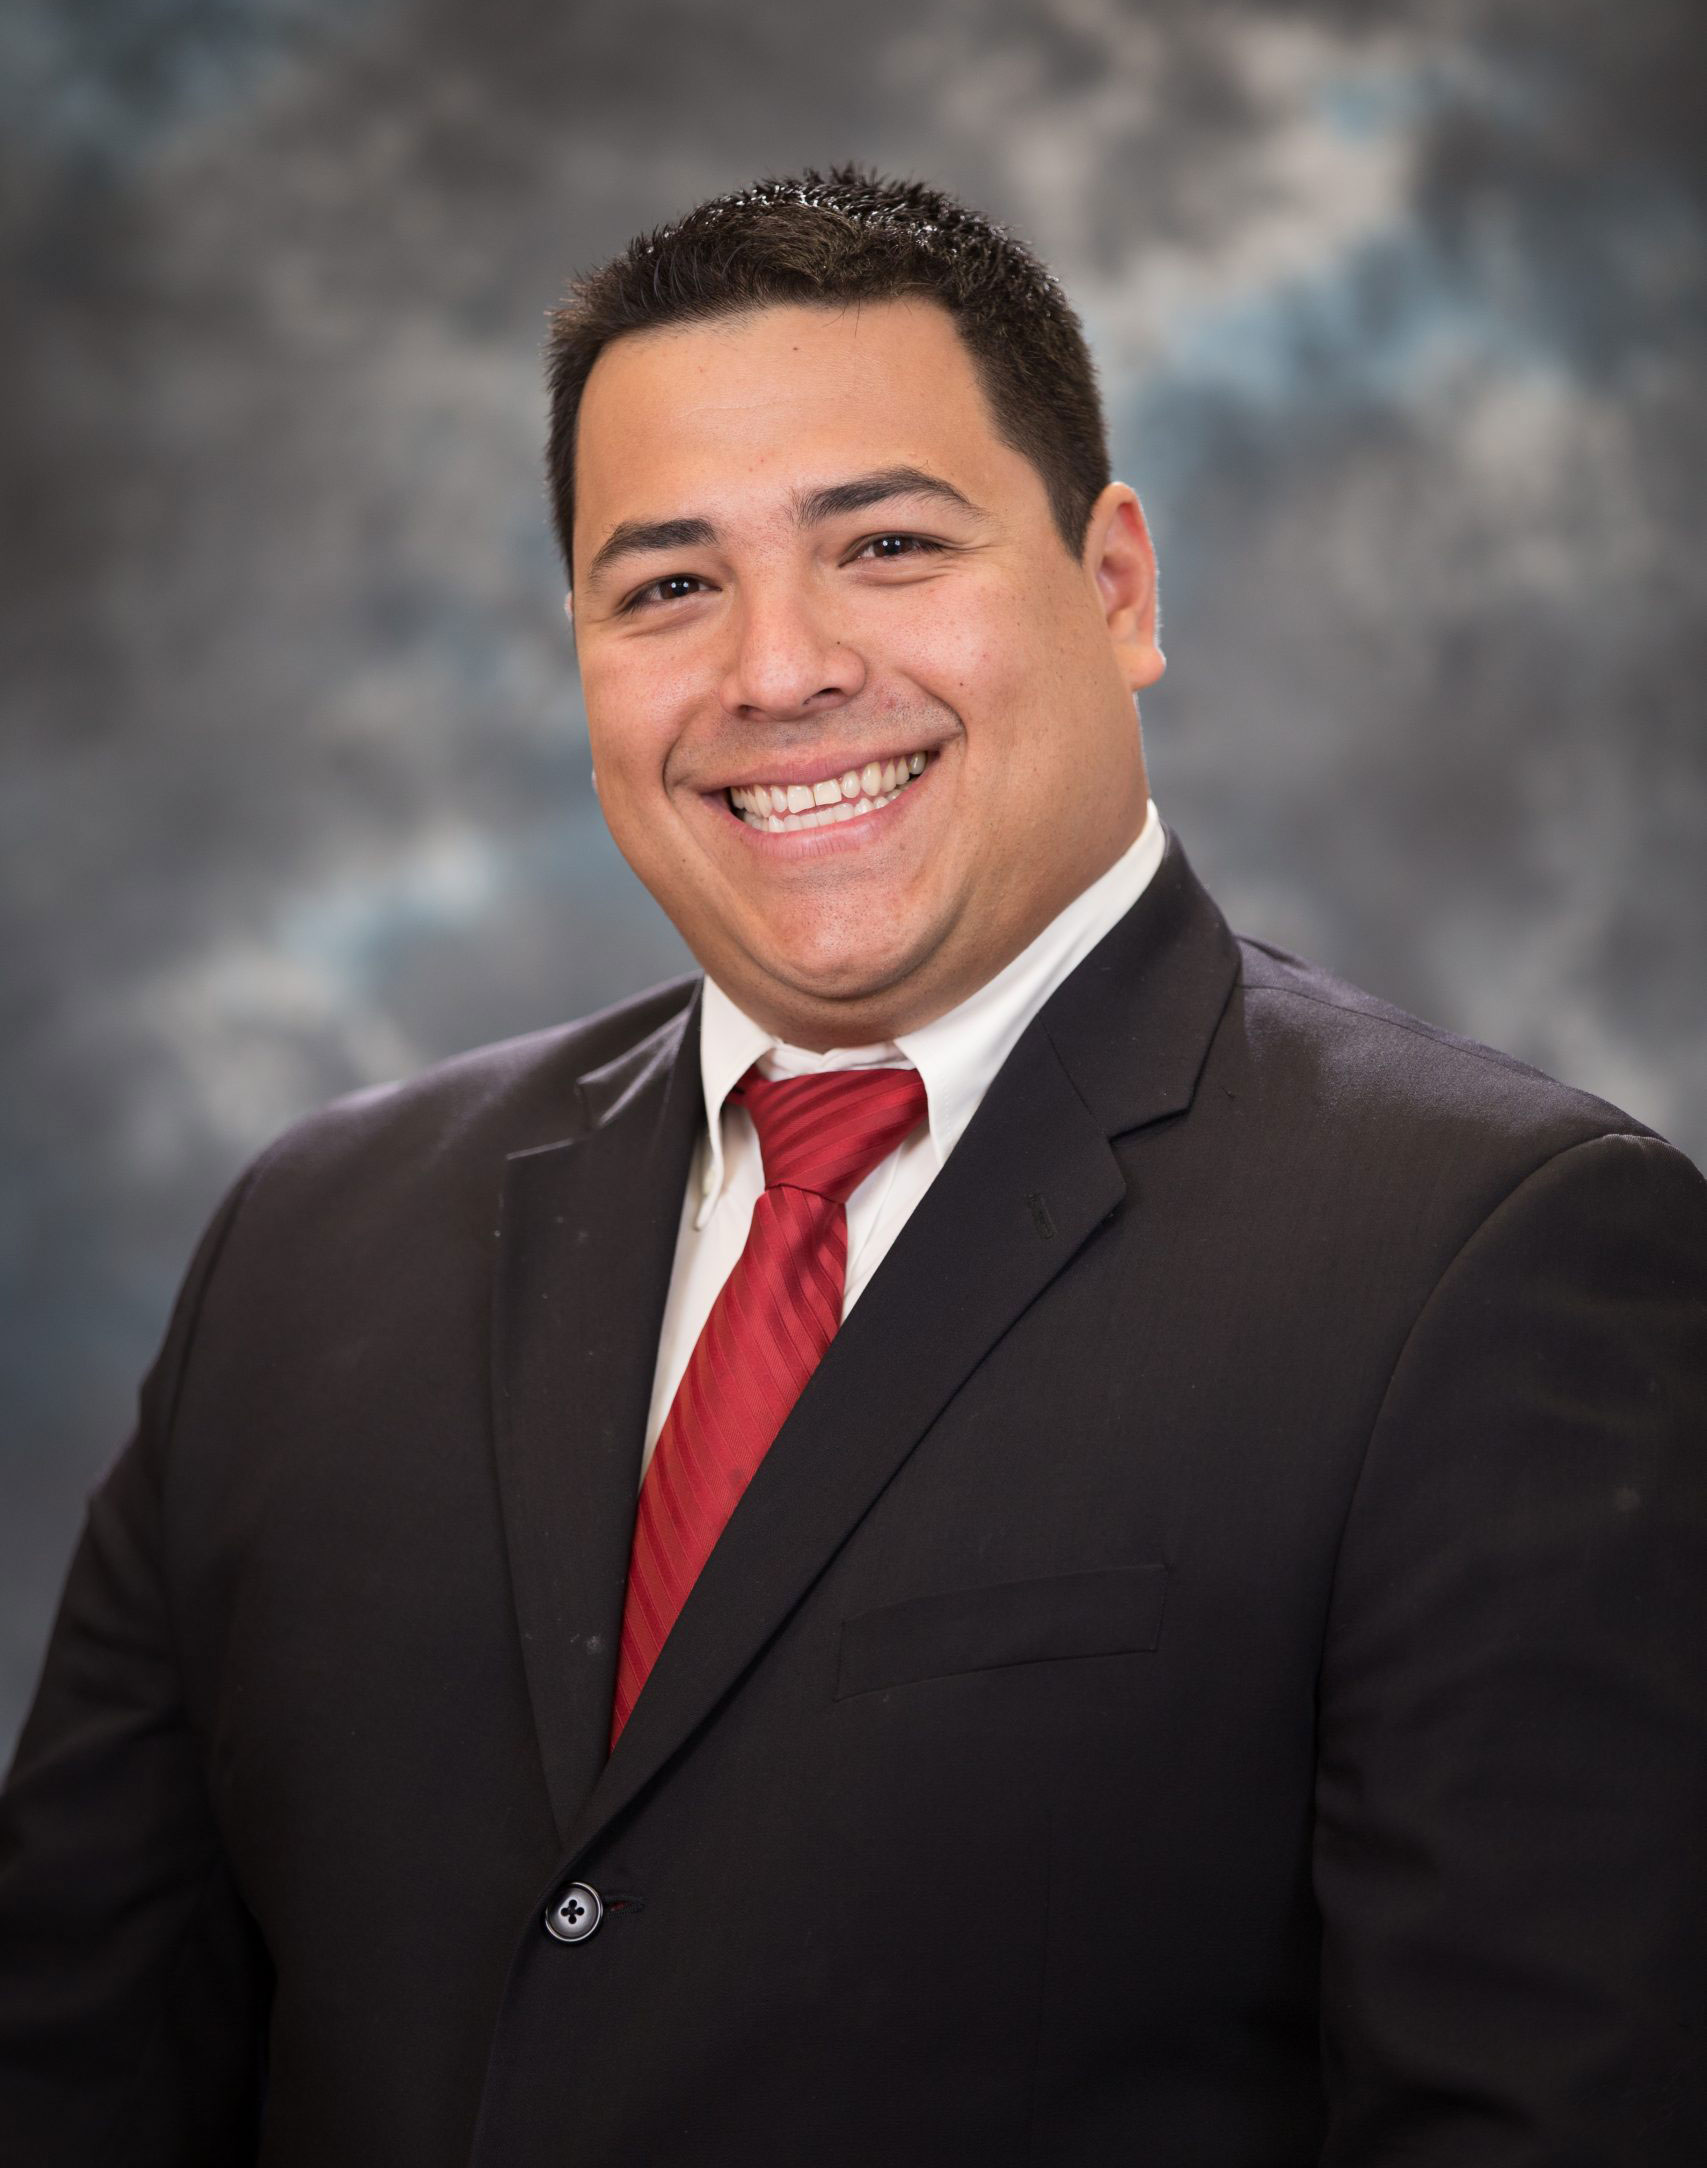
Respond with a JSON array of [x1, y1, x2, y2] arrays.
[[834, 1565, 1169, 1699]]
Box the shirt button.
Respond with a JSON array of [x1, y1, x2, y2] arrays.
[[543, 1882, 604, 1943]]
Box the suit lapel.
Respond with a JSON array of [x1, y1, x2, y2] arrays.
[[562, 839, 1241, 1866], [490, 989, 702, 1846]]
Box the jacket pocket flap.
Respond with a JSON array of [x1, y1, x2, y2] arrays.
[[836, 1565, 1169, 1699]]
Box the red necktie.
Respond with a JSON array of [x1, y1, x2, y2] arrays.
[[610, 1064, 928, 1742]]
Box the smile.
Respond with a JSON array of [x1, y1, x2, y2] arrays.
[[727, 752, 930, 833]]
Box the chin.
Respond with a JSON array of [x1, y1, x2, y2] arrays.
[[741, 935, 935, 1030]]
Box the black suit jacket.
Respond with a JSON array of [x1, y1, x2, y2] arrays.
[[3, 839, 1705, 2164]]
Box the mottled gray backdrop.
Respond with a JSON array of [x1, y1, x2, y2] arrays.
[[4, 0, 1703, 1754]]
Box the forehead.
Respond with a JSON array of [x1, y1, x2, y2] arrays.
[[573, 300, 1016, 543]]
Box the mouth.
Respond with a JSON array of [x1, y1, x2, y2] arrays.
[[725, 751, 931, 834]]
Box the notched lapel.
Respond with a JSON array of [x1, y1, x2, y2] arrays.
[[489, 990, 702, 1845], [568, 843, 1239, 1860], [567, 1026, 1127, 1858]]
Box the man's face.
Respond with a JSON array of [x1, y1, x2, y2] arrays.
[[570, 299, 1164, 1047]]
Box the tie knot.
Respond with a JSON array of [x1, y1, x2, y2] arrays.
[[733, 1065, 928, 1204]]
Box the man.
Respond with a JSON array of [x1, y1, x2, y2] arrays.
[[2, 167, 1703, 2165]]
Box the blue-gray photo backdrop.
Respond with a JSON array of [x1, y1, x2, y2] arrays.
[[4, 0, 1704, 1753]]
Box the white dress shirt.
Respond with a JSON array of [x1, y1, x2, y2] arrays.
[[639, 800, 1167, 1473]]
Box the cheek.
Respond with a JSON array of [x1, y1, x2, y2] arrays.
[[878, 584, 1041, 719], [583, 655, 694, 801]]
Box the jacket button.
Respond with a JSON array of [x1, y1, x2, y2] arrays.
[[543, 1882, 604, 1944]]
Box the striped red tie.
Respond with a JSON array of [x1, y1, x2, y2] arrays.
[[610, 1064, 928, 1743]]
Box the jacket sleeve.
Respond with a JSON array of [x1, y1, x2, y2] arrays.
[[1313, 1130, 1707, 2163], [0, 1171, 270, 2164]]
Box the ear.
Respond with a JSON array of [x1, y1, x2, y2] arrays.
[[1083, 483, 1165, 693], [565, 593, 591, 797]]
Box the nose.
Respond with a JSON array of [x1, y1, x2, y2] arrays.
[[720, 578, 865, 721]]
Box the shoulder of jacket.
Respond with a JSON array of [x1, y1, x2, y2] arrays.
[[1229, 934, 1666, 1162], [241, 972, 701, 1192]]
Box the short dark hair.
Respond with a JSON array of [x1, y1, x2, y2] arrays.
[[544, 166, 1110, 580]]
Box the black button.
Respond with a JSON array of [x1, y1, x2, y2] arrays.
[[543, 1881, 603, 1944]]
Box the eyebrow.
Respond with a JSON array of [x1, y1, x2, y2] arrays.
[[791, 465, 984, 528], [585, 515, 717, 587], [582, 466, 984, 589]]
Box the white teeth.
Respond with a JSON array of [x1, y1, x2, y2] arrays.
[[771, 791, 901, 831], [731, 751, 930, 832]]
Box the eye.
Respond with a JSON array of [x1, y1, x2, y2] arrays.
[[854, 533, 946, 563], [622, 572, 711, 614]]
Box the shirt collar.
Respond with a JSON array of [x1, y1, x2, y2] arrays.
[[694, 989, 908, 1227], [695, 799, 1166, 1222]]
